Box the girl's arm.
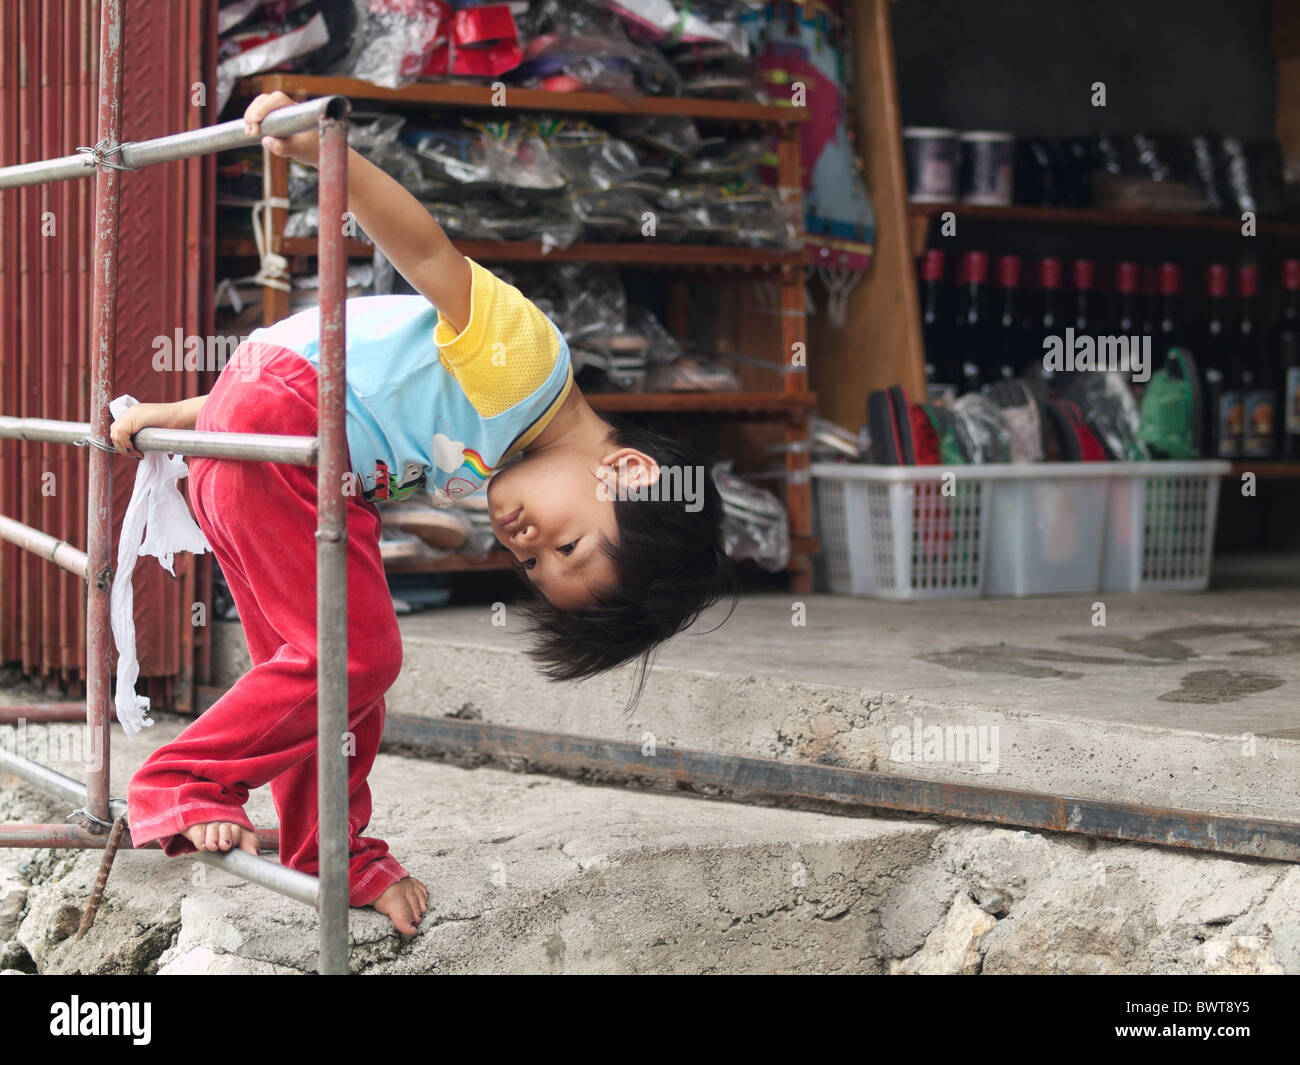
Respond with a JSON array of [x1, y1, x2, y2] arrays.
[[243, 92, 473, 334], [109, 395, 208, 458]]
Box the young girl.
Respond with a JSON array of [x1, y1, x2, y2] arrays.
[[112, 93, 733, 937]]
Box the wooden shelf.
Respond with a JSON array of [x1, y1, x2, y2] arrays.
[[589, 392, 815, 415], [1230, 460, 1300, 479], [222, 68, 817, 593], [908, 201, 1300, 238], [383, 538, 821, 576], [383, 549, 516, 574], [241, 74, 809, 125], [219, 236, 805, 270]]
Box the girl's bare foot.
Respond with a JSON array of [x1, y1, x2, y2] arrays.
[[182, 821, 260, 855], [372, 876, 428, 937]]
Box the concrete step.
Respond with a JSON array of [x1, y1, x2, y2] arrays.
[[211, 587, 1300, 823], [3, 715, 1298, 974]]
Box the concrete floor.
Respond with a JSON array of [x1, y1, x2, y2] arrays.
[[349, 552, 1300, 822], [3, 553, 1299, 973]]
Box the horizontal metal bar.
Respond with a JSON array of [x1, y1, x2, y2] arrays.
[[0, 822, 282, 851], [0, 824, 118, 848], [382, 715, 1300, 864], [0, 415, 318, 464], [0, 703, 92, 725], [0, 746, 317, 903], [0, 745, 123, 818], [0, 516, 89, 580], [132, 426, 319, 464], [0, 96, 349, 190], [194, 845, 321, 907]]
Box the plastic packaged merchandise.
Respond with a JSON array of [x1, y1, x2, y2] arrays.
[[343, 0, 443, 90], [711, 461, 790, 573], [1062, 371, 1151, 460], [645, 354, 740, 392], [513, 31, 682, 97], [951, 393, 1013, 463], [808, 414, 868, 462], [618, 115, 704, 161]]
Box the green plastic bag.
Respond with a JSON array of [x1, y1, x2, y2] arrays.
[[1138, 347, 1201, 460]]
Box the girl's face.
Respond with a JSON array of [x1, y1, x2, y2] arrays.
[[486, 445, 658, 611]]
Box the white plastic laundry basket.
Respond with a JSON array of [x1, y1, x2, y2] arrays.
[[811, 464, 993, 599], [812, 460, 1231, 599], [1100, 461, 1231, 592]]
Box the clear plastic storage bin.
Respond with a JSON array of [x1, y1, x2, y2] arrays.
[[812, 461, 1231, 599], [1100, 461, 1231, 592]]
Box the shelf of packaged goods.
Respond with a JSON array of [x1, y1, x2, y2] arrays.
[[240, 75, 809, 126], [907, 201, 1300, 241], [589, 392, 816, 415], [1230, 460, 1300, 479], [383, 537, 821, 575], [218, 236, 807, 270]]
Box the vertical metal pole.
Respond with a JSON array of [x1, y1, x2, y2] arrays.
[[315, 109, 350, 975], [84, 0, 123, 824]]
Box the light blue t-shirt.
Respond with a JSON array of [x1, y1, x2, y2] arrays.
[[246, 260, 573, 506]]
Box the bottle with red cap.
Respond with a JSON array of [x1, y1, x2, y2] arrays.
[[1072, 259, 1095, 334], [953, 250, 991, 396], [1278, 258, 1300, 460], [1202, 263, 1234, 458], [1239, 263, 1275, 458], [1032, 256, 1064, 391], [1113, 262, 1140, 336], [1157, 263, 1182, 355], [994, 254, 1022, 381], [919, 249, 957, 404]]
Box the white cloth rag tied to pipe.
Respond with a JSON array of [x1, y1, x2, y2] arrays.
[[108, 395, 211, 739]]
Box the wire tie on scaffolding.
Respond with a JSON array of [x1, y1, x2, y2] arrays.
[[74, 138, 138, 173], [77, 816, 128, 938], [72, 435, 117, 454], [69, 804, 116, 831]]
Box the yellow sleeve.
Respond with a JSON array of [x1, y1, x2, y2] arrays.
[[434, 258, 562, 418]]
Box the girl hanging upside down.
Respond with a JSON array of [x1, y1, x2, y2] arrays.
[[110, 92, 734, 938]]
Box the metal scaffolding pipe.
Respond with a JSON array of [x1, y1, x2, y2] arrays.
[[131, 426, 319, 464], [0, 516, 89, 580], [0, 822, 281, 851], [0, 824, 124, 848], [0, 416, 318, 465], [0, 97, 349, 190], [0, 0, 352, 970], [315, 114, 351, 976], [0, 704, 96, 725], [84, 0, 125, 829], [0, 746, 315, 898], [0, 745, 127, 823]]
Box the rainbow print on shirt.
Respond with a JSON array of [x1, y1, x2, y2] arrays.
[[461, 448, 493, 478]]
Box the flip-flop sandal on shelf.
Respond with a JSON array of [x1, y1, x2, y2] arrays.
[[867, 385, 915, 465]]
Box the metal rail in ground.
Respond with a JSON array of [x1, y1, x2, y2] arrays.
[[0, 0, 353, 974], [381, 715, 1300, 864]]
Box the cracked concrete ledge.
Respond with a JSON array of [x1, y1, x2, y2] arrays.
[[2, 715, 1298, 974], [212, 604, 1300, 825]]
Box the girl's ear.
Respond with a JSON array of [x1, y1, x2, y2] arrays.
[[600, 448, 660, 491]]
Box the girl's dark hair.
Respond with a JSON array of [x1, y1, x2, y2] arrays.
[[512, 418, 738, 714]]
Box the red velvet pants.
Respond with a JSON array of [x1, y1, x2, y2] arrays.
[[126, 343, 409, 906]]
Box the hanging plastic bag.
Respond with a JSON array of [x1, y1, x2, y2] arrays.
[[108, 395, 211, 740]]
